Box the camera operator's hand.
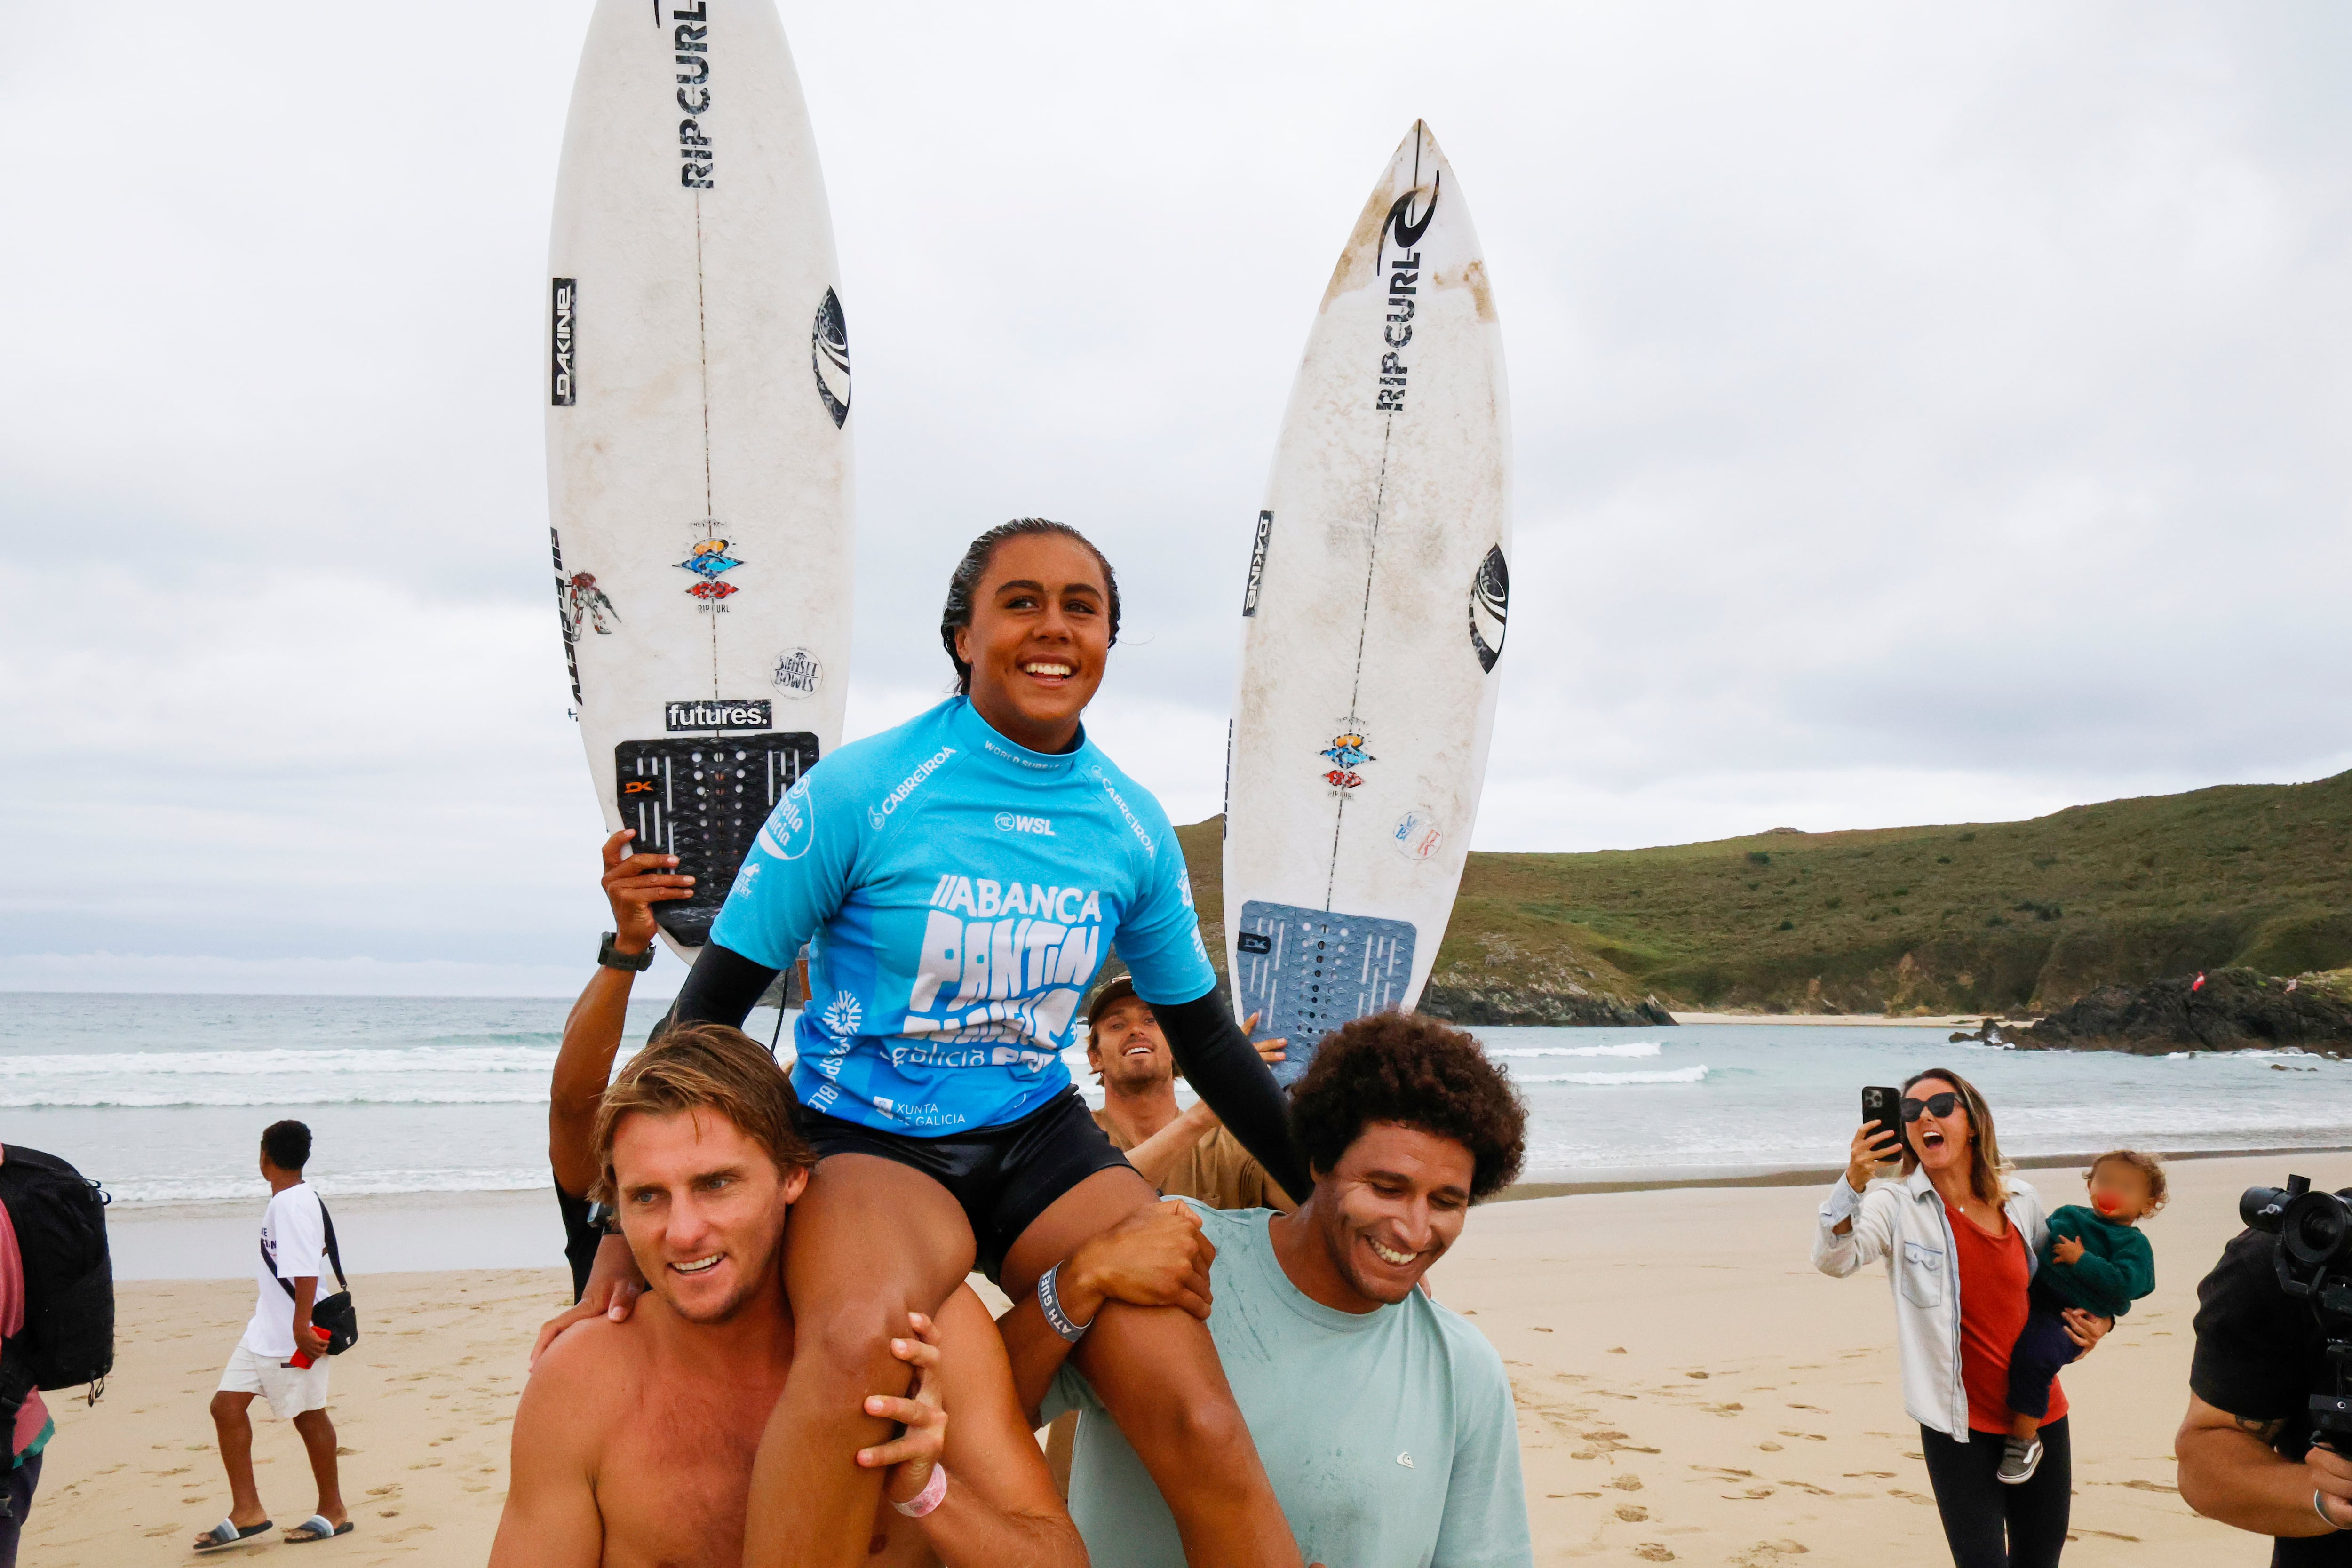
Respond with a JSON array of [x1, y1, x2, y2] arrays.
[[1844, 1121, 1901, 1192], [2308, 1444, 2352, 1530]]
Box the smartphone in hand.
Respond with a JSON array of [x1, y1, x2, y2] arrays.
[[1861, 1086, 1904, 1165]]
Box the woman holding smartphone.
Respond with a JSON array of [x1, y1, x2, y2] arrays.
[[1812, 1069, 2112, 1568]]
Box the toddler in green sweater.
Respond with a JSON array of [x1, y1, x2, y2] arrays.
[[1999, 1150, 2163, 1484]]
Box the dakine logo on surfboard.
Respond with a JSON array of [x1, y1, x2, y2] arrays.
[[665, 698, 772, 732], [1468, 545, 1510, 672], [812, 288, 851, 427], [1375, 172, 1438, 414], [1240, 511, 1273, 616], [549, 279, 577, 406], [673, 7, 714, 189]]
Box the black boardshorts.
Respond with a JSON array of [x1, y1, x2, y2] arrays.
[[791, 1087, 1132, 1284]]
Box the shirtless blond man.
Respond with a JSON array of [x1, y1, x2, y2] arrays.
[[491, 1025, 1080, 1568]]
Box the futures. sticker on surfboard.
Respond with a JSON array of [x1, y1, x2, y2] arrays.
[[545, 0, 855, 955], [1223, 122, 1510, 1084]]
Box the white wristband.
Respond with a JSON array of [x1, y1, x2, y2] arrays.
[[894, 1463, 948, 1519]]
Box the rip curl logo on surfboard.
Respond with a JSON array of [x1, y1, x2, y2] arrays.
[[1374, 143, 1439, 414]]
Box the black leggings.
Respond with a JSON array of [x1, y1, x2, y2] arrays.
[[1919, 1417, 2071, 1568]]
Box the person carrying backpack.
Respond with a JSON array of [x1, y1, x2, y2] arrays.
[[0, 1140, 114, 1568], [0, 1162, 56, 1565], [195, 1121, 354, 1550]]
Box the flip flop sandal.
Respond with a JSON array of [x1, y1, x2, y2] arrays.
[[285, 1515, 356, 1543], [194, 1518, 274, 1552]]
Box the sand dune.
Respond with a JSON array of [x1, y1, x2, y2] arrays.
[[27, 1153, 2318, 1564]]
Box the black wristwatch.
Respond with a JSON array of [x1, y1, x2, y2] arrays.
[[583, 1201, 622, 1235], [598, 932, 655, 971]]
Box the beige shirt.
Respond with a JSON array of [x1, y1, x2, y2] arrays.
[[1096, 1110, 1279, 1211]]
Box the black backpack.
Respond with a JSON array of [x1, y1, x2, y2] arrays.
[[0, 1145, 115, 1422]]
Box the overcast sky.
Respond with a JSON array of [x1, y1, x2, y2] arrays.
[[4, 2, 2348, 995]]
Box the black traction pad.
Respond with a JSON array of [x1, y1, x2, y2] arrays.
[[615, 735, 818, 947]]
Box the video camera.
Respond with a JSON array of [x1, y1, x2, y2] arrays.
[[2243, 1175, 2352, 1445]]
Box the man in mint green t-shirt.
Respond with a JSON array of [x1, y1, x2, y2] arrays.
[[1002, 1013, 1534, 1568]]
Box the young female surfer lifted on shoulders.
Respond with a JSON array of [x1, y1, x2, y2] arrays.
[[672, 520, 1308, 1568]]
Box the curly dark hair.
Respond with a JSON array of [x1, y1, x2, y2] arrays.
[[938, 519, 1121, 695], [1289, 1013, 1527, 1202]]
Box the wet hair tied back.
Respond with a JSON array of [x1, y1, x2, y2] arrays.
[[939, 519, 1122, 695]]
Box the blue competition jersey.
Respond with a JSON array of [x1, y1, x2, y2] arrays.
[[711, 697, 1217, 1135]]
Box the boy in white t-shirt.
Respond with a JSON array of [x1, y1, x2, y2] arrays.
[[193, 1121, 353, 1551]]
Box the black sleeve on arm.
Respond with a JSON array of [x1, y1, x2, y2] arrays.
[[669, 942, 779, 1030], [2189, 1229, 2317, 1449], [1150, 988, 1312, 1205]]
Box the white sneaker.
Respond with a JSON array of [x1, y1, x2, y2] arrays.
[[1997, 1437, 2042, 1485]]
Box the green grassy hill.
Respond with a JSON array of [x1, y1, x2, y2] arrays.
[[1173, 770, 2352, 1019]]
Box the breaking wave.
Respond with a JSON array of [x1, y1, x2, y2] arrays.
[[1512, 1065, 1710, 1086]]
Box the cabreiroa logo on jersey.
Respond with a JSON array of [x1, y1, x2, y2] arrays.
[[868, 747, 955, 829], [756, 779, 816, 860]]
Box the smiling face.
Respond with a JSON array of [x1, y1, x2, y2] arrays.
[[954, 533, 1112, 754], [610, 1106, 806, 1325], [1307, 1122, 1474, 1309], [1904, 1076, 1974, 1177], [1086, 995, 1174, 1095]]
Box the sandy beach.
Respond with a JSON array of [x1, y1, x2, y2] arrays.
[[29, 1152, 2325, 1566]]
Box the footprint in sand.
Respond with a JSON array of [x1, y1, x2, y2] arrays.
[[1609, 1475, 1644, 1492], [1615, 1504, 1648, 1521], [1701, 1403, 1745, 1416], [1631, 1547, 1675, 1563], [1758, 1442, 1783, 1452], [1776, 1431, 1828, 1442], [2068, 1530, 2141, 1543]]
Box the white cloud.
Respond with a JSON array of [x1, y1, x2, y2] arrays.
[[5, 1, 2349, 986]]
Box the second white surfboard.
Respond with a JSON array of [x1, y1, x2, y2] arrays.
[[1223, 122, 1511, 1081]]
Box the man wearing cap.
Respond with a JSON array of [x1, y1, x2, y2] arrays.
[[1084, 976, 1294, 1215]]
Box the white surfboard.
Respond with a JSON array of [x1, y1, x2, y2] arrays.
[[546, 0, 854, 957], [1223, 122, 1510, 1082]]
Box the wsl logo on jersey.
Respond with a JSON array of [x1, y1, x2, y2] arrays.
[[994, 812, 1054, 836], [894, 873, 1105, 1067]]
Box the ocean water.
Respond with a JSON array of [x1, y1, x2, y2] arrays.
[[3, 994, 2348, 1207]]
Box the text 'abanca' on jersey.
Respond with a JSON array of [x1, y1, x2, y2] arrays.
[[896, 874, 1104, 1066]]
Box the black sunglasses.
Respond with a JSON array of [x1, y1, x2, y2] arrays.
[[1901, 1091, 1961, 1122]]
